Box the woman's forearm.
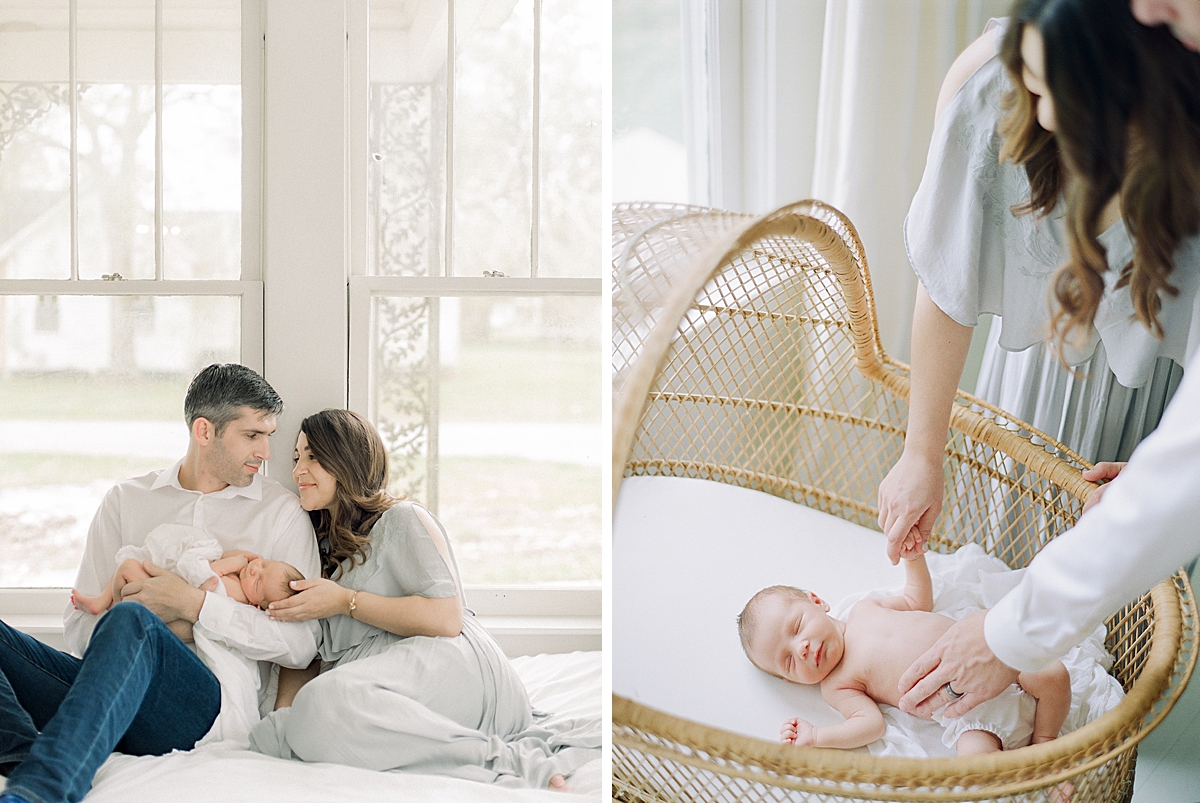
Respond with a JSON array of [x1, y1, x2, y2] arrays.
[[905, 284, 973, 460], [349, 591, 463, 638]]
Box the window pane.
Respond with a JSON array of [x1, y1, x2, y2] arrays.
[[538, 0, 601, 278], [0, 295, 240, 587], [368, 0, 448, 278], [612, 0, 687, 204], [452, 0, 533, 277], [76, 0, 157, 280], [0, 2, 71, 280], [372, 294, 601, 585], [162, 0, 242, 279]]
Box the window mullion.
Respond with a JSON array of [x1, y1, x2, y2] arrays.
[[444, 0, 455, 278], [69, 0, 79, 281], [154, 0, 164, 281], [530, 0, 541, 279]]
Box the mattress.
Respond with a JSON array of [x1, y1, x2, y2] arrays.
[[1, 650, 602, 802], [613, 476, 1122, 755]]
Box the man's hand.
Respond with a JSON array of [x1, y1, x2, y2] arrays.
[[896, 609, 1019, 718], [877, 451, 944, 564], [1081, 462, 1126, 514], [780, 717, 816, 746], [120, 562, 206, 624]]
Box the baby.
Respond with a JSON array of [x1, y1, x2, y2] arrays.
[[73, 524, 303, 614], [738, 552, 1071, 754]]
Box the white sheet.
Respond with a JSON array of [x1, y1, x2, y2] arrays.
[[0, 651, 601, 802], [613, 476, 1123, 754]]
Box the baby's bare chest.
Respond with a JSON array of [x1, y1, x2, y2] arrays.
[[836, 605, 955, 707]]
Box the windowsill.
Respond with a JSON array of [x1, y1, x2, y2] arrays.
[[0, 586, 601, 658]]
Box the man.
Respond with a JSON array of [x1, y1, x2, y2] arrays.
[[1131, 0, 1200, 50], [0, 364, 319, 803]]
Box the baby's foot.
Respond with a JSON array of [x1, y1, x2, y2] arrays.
[[70, 589, 106, 615], [1049, 781, 1075, 803], [548, 774, 569, 792]]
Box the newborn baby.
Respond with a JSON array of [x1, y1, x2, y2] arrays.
[[738, 552, 1070, 754], [73, 523, 302, 613]]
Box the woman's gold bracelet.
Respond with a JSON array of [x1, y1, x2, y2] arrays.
[[347, 590, 359, 618]]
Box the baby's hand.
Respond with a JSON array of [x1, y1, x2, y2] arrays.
[[897, 530, 925, 561], [780, 717, 816, 747], [220, 549, 261, 562]]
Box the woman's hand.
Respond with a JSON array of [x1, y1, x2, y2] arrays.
[[1081, 462, 1126, 513], [267, 578, 352, 622], [877, 450, 944, 565]]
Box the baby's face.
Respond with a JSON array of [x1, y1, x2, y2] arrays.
[[748, 593, 844, 685], [240, 558, 293, 608]]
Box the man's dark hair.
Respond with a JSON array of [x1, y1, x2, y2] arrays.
[[184, 364, 284, 435]]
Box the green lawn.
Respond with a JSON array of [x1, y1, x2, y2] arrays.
[[382, 341, 602, 424], [0, 374, 188, 421], [0, 453, 168, 486], [435, 456, 601, 585]]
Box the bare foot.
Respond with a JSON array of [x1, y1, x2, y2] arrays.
[[548, 774, 569, 792], [1049, 781, 1074, 803], [71, 589, 107, 615]]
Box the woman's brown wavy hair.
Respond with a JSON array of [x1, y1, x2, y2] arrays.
[[298, 409, 403, 579], [998, 0, 1200, 350]]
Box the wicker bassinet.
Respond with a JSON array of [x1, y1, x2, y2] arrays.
[[611, 200, 1198, 803]]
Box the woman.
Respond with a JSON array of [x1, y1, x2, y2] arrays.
[[877, 0, 1200, 561], [246, 409, 595, 789]]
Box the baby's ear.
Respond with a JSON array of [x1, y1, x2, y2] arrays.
[[807, 592, 830, 612]]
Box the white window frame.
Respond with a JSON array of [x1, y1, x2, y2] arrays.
[[681, 0, 827, 213]]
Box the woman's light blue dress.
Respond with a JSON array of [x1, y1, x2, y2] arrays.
[[249, 502, 598, 787], [905, 21, 1200, 462]]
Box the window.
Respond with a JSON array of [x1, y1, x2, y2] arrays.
[[354, 0, 602, 586], [0, 0, 258, 587], [0, 0, 601, 625]]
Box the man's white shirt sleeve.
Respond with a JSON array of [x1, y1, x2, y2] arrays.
[[985, 348, 1200, 672]]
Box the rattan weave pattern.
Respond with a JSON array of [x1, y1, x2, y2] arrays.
[[611, 201, 1198, 803]]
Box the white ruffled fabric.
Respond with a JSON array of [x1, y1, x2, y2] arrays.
[[114, 523, 224, 591], [831, 544, 1125, 758]]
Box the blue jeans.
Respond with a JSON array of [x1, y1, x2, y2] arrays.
[[0, 602, 220, 803]]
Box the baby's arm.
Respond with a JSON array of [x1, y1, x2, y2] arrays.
[[781, 686, 885, 750], [209, 554, 250, 577], [221, 575, 250, 605], [1017, 660, 1071, 744], [875, 552, 934, 613]]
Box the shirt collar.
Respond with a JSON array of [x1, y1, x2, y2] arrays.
[[151, 457, 265, 500]]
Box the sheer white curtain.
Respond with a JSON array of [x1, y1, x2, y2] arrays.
[[679, 0, 1008, 358]]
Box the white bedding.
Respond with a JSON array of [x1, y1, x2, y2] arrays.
[[2, 650, 601, 802], [613, 476, 1123, 755]]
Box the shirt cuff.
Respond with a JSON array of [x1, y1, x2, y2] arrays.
[[196, 590, 237, 633], [984, 594, 1057, 673]]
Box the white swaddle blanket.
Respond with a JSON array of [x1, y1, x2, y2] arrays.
[[115, 523, 263, 747], [831, 544, 1126, 758], [115, 523, 224, 591]]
